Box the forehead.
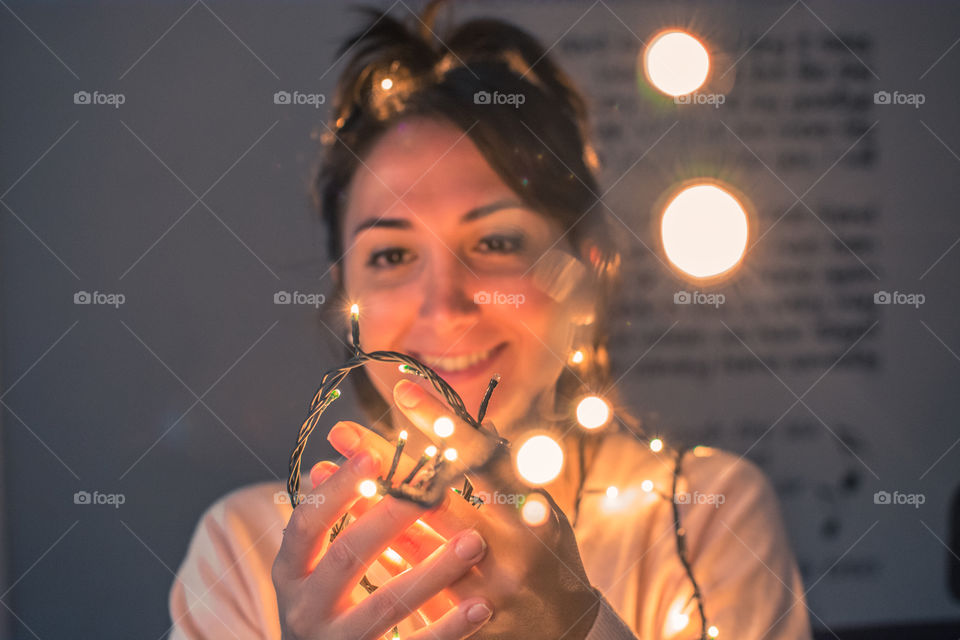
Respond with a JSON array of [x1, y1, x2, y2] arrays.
[[344, 117, 516, 220]]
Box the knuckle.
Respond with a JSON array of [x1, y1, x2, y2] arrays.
[[323, 537, 359, 573]]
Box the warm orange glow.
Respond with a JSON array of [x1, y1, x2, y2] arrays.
[[443, 447, 458, 461], [641, 479, 654, 493], [644, 30, 710, 97], [650, 438, 664, 453], [661, 183, 748, 279], [380, 77, 394, 90], [570, 349, 584, 364]]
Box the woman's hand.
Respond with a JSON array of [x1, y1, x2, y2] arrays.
[[271, 446, 495, 640], [324, 379, 601, 640]]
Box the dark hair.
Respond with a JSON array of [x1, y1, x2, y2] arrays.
[[313, 2, 633, 437]]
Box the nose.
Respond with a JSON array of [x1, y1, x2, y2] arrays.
[[418, 253, 480, 329]]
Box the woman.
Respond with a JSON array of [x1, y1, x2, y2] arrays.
[[169, 5, 813, 639]]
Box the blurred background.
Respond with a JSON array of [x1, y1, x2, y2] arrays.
[[2, 0, 960, 638]]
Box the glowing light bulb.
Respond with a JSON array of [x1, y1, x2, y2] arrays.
[[383, 547, 403, 564], [643, 30, 710, 97], [570, 350, 584, 364], [708, 625, 720, 638], [350, 303, 359, 317], [605, 486, 619, 499], [661, 183, 749, 279], [515, 434, 564, 485], [398, 430, 408, 442], [358, 479, 378, 498], [641, 479, 654, 492], [433, 416, 455, 438], [668, 611, 689, 634], [424, 445, 438, 457], [381, 77, 394, 90], [576, 395, 611, 430], [443, 448, 458, 461], [650, 438, 664, 453], [521, 493, 551, 526]]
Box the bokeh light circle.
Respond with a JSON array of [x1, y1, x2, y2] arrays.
[[515, 434, 564, 486], [644, 30, 710, 97], [660, 183, 749, 279]]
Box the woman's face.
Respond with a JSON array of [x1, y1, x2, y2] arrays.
[[338, 117, 583, 437]]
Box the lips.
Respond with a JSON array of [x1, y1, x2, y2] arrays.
[[411, 342, 508, 377]]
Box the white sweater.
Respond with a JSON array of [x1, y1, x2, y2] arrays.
[[169, 432, 813, 639]]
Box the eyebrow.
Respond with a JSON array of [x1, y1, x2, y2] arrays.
[[351, 198, 525, 237]]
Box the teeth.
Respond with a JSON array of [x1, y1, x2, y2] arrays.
[[420, 346, 496, 372]]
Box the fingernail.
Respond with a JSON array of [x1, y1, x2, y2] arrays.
[[466, 602, 492, 623], [395, 380, 422, 408], [328, 422, 361, 454], [355, 450, 380, 476], [310, 463, 336, 489], [454, 529, 486, 562]]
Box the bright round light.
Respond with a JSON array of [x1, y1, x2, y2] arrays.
[[708, 625, 720, 638], [515, 434, 564, 486], [433, 416, 455, 438], [358, 479, 378, 498], [380, 77, 393, 90], [668, 611, 689, 633], [443, 447, 458, 461], [605, 486, 619, 499], [520, 494, 551, 526], [350, 303, 359, 316], [424, 445, 438, 457], [641, 479, 654, 492], [644, 30, 710, 97], [570, 350, 584, 364], [661, 183, 749, 279], [383, 547, 403, 564], [650, 438, 664, 453], [576, 395, 611, 430], [398, 430, 408, 441]]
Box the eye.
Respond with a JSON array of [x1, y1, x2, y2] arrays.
[[476, 233, 524, 254], [366, 247, 415, 269]]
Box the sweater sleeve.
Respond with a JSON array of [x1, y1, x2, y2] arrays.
[[585, 587, 641, 639], [169, 483, 288, 640]]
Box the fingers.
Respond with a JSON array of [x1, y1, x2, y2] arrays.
[[403, 598, 493, 640], [342, 529, 489, 635], [392, 380, 523, 509], [273, 449, 382, 584], [307, 490, 429, 604]]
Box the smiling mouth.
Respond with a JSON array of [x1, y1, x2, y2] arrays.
[[411, 342, 508, 375]]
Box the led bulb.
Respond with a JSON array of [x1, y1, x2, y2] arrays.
[[650, 438, 664, 453], [358, 479, 378, 498], [433, 416, 455, 438]]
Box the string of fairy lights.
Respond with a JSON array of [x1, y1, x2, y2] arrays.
[[291, 10, 751, 638], [287, 304, 720, 640]]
